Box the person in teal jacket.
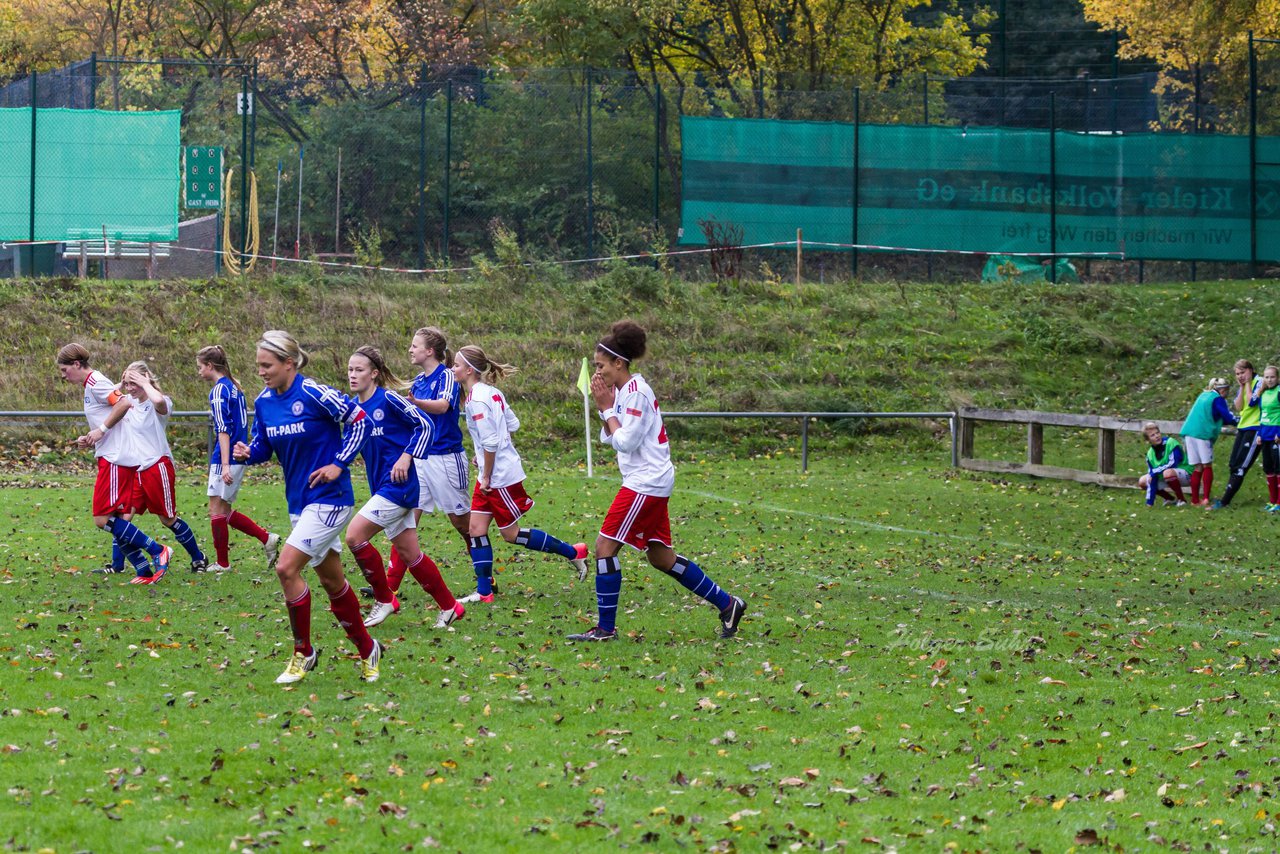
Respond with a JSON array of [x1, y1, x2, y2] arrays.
[[1179, 377, 1238, 506], [1138, 422, 1191, 506]]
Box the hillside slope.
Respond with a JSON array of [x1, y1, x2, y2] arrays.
[[1, 273, 1266, 459]]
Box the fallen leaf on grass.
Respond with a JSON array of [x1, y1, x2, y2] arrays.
[[1039, 677, 1067, 686], [1172, 741, 1209, 754], [1074, 828, 1100, 845]]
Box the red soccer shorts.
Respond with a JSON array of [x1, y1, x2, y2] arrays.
[[470, 480, 534, 529], [600, 487, 671, 551], [130, 456, 178, 518], [92, 457, 136, 516]]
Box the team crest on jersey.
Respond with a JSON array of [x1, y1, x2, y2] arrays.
[[373, 408, 385, 421], [291, 401, 304, 416]]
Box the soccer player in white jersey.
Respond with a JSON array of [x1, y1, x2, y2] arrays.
[[103, 362, 208, 577], [57, 343, 171, 582], [451, 344, 588, 603], [567, 321, 746, 642], [197, 345, 279, 572], [232, 331, 383, 685]]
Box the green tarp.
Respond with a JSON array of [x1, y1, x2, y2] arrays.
[[0, 108, 180, 242], [681, 116, 1280, 263]]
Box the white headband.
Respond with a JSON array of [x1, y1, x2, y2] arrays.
[[460, 353, 482, 375], [598, 343, 629, 363]]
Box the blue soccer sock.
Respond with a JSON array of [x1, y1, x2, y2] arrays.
[[123, 544, 151, 574], [669, 555, 732, 611], [166, 517, 205, 562], [469, 535, 494, 595], [515, 528, 575, 559], [106, 517, 162, 557], [595, 556, 622, 633], [111, 539, 125, 571]]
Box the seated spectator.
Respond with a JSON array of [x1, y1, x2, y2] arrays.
[[1138, 422, 1190, 507]]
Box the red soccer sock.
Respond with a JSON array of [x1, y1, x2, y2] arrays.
[[1189, 470, 1202, 504], [350, 541, 394, 604], [406, 553, 455, 610], [210, 514, 230, 566], [329, 581, 375, 659], [1166, 477, 1185, 503], [286, 585, 313, 656], [1157, 489, 1176, 502], [1201, 466, 1214, 500], [387, 546, 407, 594], [229, 511, 269, 544], [1269, 475, 1280, 504]]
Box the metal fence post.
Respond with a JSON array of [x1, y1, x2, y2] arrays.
[[28, 71, 36, 248], [653, 80, 661, 270], [852, 86, 859, 279], [586, 67, 595, 261], [89, 52, 98, 108], [1249, 30, 1258, 277], [801, 416, 809, 473], [250, 60, 258, 170], [239, 72, 249, 270], [443, 78, 452, 262], [1049, 91, 1058, 283], [417, 62, 427, 270]]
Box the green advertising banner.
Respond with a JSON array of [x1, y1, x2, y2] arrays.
[[681, 116, 1280, 263], [0, 108, 180, 242]]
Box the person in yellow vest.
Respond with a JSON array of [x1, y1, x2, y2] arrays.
[[1138, 422, 1190, 506], [1211, 359, 1263, 509], [1252, 365, 1280, 511], [1179, 377, 1238, 506]]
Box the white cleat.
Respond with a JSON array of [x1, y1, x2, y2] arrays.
[[433, 602, 465, 629], [363, 595, 400, 628], [263, 532, 281, 569]]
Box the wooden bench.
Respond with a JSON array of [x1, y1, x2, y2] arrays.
[[62, 230, 173, 279], [955, 406, 1231, 488]]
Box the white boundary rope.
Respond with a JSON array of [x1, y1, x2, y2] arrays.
[[0, 237, 1127, 276]]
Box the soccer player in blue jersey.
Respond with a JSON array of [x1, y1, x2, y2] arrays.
[[567, 321, 746, 642], [232, 330, 383, 685], [197, 345, 279, 572], [344, 345, 465, 630], [451, 344, 589, 603], [375, 327, 472, 596]]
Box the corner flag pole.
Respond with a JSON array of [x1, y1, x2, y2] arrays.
[[577, 357, 593, 478]]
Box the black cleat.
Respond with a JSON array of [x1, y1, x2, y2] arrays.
[[718, 596, 746, 639]]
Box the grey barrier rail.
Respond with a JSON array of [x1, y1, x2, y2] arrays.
[[663, 411, 958, 472], [0, 410, 961, 473]]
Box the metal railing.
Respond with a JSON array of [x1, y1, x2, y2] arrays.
[[664, 411, 958, 472], [1, 410, 960, 472]]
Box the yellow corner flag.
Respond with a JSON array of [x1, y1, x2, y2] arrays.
[[576, 357, 591, 398]]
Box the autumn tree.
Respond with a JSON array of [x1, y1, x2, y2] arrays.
[[1081, 0, 1280, 129]]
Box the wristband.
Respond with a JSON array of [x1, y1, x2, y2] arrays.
[[97, 422, 110, 433], [599, 410, 612, 422]]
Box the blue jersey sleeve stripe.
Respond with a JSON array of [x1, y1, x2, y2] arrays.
[[388, 391, 434, 458], [210, 383, 231, 433]]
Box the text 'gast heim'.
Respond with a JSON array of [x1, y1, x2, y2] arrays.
[[917, 179, 1235, 212]]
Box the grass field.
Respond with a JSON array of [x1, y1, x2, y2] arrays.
[[4, 440, 1278, 852]]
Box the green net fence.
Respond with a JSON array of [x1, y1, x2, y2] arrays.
[[681, 117, 1280, 262], [0, 108, 179, 242]]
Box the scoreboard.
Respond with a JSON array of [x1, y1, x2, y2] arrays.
[[184, 146, 223, 210]]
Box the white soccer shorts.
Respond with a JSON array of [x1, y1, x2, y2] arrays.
[[357, 494, 417, 541], [287, 504, 354, 567], [414, 453, 471, 515], [206, 464, 249, 502], [1182, 435, 1214, 466]]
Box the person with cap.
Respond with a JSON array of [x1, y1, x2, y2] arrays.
[[1179, 376, 1239, 506]]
